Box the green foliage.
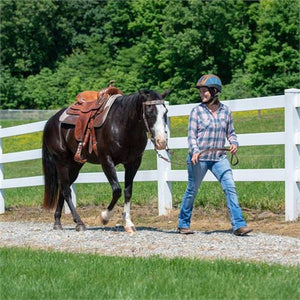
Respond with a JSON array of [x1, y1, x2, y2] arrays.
[[245, 0, 300, 96], [221, 70, 253, 100], [0, 68, 24, 108], [1, 0, 299, 109], [0, 0, 73, 76]]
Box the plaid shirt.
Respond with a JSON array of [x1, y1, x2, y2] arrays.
[[188, 102, 238, 161]]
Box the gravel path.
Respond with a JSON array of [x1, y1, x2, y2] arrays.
[[1, 222, 299, 266]]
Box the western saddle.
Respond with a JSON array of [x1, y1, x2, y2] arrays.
[[61, 81, 123, 163]]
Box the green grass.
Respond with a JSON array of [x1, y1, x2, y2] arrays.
[[1, 247, 299, 300], [0, 109, 286, 211], [0, 112, 296, 300]]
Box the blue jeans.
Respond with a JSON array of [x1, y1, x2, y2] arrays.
[[178, 155, 247, 231]]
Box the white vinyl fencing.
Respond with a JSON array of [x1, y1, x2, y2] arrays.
[[0, 89, 299, 221]]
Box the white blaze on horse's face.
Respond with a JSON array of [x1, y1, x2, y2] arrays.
[[152, 104, 168, 150]]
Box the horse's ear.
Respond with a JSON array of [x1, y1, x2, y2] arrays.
[[139, 90, 149, 99], [161, 89, 170, 99]]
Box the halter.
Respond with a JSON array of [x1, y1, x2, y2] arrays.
[[142, 99, 166, 144]]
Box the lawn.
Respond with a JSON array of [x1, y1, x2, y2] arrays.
[[1, 110, 298, 300], [1, 247, 299, 300]]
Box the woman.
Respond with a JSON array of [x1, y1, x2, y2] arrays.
[[178, 74, 252, 236]]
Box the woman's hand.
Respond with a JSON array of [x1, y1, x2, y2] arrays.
[[191, 153, 200, 165], [230, 144, 238, 155]]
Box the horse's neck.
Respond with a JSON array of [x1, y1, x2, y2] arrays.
[[117, 94, 143, 121]]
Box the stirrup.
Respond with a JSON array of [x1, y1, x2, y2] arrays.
[[74, 142, 87, 163]]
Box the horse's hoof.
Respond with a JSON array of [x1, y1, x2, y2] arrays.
[[100, 213, 109, 225], [53, 224, 63, 230], [125, 226, 136, 234], [76, 224, 86, 231]]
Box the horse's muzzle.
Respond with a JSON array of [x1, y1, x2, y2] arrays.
[[155, 138, 167, 150]]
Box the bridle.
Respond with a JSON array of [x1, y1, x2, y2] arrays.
[[142, 100, 239, 166], [142, 99, 167, 145]]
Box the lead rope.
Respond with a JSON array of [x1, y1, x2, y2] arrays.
[[154, 147, 239, 166], [197, 148, 239, 166]]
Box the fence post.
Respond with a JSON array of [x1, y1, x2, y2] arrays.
[[157, 115, 172, 215], [284, 89, 300, 221], [64, 184, 77, 214], [0, 126, 4, 214]]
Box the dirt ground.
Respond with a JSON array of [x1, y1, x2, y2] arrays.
[[1, 205, 299, 238]]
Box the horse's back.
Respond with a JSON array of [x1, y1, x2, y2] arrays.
[[97, 95, 148, 164], [43, 108, 69, 151], [44, 108, 66, 132]]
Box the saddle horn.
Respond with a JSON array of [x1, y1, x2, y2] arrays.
[[108, 80, 115, 87]]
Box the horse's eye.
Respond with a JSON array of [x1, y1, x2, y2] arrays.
[[146, 106, 155, 116]]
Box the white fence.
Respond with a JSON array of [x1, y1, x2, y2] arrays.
[[0, 89, 299, 221]]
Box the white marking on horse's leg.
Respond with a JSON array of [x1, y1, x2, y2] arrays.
[[101, 209, 114, 225], [123, 202, 135, 229]]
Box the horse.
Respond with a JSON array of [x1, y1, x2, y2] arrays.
[[42, 89, 169, 233]]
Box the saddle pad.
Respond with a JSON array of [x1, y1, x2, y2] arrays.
[[59, 94, 122, 128]]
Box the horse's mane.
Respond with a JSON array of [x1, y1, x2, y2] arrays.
[[120, 90, 160, 103], [120, 92, 140, 103], [114, 90, 158, 118]]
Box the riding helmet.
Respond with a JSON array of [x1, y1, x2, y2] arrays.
[[195, 74, 222, 93]]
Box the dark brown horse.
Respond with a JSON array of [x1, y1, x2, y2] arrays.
[[42, 90, 169, 233]]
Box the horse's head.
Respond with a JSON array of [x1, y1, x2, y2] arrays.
[[140, 89, 170, 150]]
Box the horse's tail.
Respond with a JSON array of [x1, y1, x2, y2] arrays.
[[42, 140, 59, 210]]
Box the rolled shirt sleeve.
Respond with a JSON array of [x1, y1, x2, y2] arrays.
[[188, 107, 200, 155], [226, 110, 239, 147]]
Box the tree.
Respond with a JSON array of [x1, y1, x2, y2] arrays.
[[245, 0, 300, 96], [1, 0, 298, 109], [103, 0, 136, 57], [155, 0, 253, 103], [0, 67, 24, 109], [0, 0, 75, 77]]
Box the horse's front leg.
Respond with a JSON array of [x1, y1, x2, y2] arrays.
[[123, 199, 135, 233], [100, 159, 122, 226], [122, 158, 142, 233]]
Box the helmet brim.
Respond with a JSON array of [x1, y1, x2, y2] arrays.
[[195, 84, 207, 89], [195, 84, 221, 92]]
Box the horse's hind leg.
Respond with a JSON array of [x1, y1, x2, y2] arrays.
[[55, 163, 85, 231], [53, 193, 64, 230], [62, 185, 86, 231]]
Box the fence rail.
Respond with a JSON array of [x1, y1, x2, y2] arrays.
[[0, 89, 299, 220]]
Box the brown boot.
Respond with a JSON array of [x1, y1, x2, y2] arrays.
[[234, 227, 253, 236], [178, 228, 194, 234]]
